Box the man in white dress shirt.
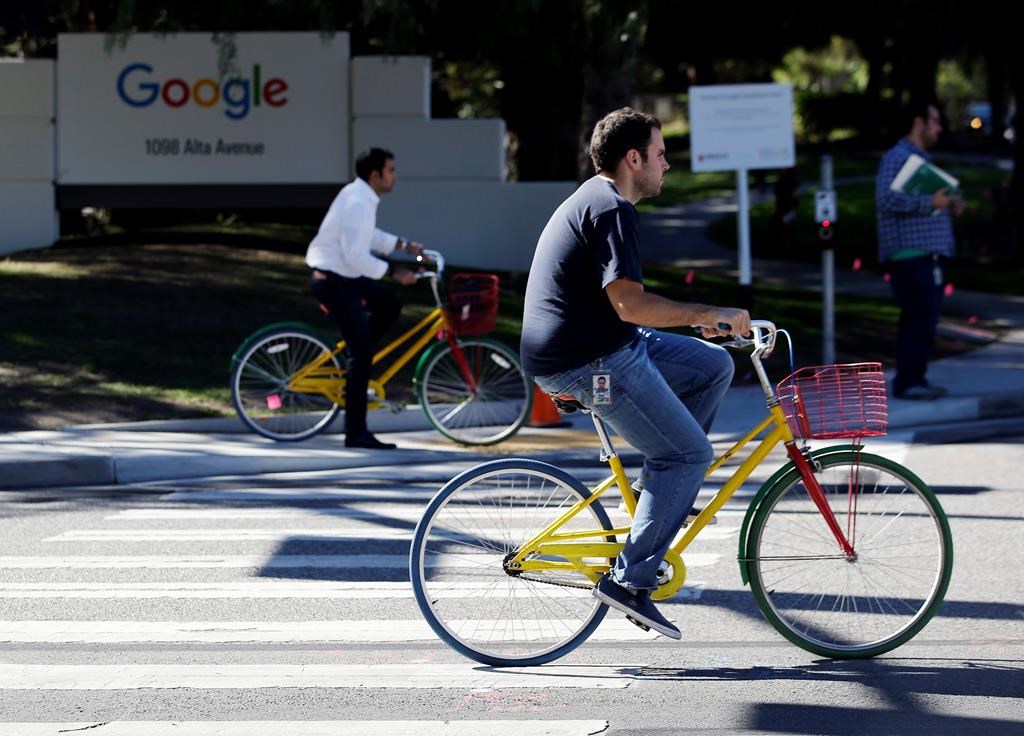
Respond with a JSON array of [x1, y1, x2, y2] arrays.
[[306, 147, 424, 449]]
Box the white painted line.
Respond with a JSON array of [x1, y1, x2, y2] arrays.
[[0, 580, 705, 601], [0, 553, 719, 569], [0, 663, 634, 689], [164, 489, 440, 502], [107, 508, 457, 521], [6, 720, 609, 736], [44, 528, 614, 542], [0, 617, 660, 643]]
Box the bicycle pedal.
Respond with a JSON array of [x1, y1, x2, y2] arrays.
[[625, 615, 651, 632]]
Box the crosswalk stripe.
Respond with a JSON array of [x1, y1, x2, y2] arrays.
[[0, 663, 634, 689], [0, 552, 720, 569], [43, 527, 740, 542], [164, 489, 441, 502], [0, 618, 662, 643], [0, 580, 706, 600], [160, 484, 760, 504], [106, 508, 520, 520], [5, 720, 609, 735]]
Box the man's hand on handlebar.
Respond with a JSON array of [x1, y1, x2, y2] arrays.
[[695, 307, 751, 339], [392, 268, 418, 286], [401, 240, 425, 256]]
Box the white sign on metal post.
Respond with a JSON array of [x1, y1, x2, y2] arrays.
[[689, 84, 795, 302], [689, 84, 795, 173], [56, 33, 350, 184]]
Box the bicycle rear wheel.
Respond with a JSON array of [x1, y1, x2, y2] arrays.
[[416, 337, 531, 445], [746, 451, 953, 658], [410, 459, 614, 666], [230, 328, 342, 441]]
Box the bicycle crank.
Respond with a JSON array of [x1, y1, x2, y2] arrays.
[[651, 549, 686, 601]]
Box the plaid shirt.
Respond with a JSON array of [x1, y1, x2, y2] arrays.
[[875, 138, 955, 262]]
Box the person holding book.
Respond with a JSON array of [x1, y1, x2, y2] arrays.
[[876, 99, 964, 401]]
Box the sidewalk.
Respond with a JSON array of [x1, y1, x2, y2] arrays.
[[3, 331, 1022, 491], [3, 196, 1023, 491]]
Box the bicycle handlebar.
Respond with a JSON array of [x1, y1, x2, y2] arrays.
[[718, 319, 777, 357], [414, 249, 445, 280]]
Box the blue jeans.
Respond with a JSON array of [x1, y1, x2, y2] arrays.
[[534, 328, 734, 591]]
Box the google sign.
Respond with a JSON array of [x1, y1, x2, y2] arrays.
[[116, 63, 288, 120]]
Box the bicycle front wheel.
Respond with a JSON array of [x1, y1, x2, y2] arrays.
[[416, 337, 532, 445], [231, 328, 342, 442], [746, 451, 953, 658], [410, 459, 614, 667]]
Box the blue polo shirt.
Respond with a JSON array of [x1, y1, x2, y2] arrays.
[[521, 176, 643, 376]]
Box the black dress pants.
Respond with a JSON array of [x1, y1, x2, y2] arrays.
[[887, 254, 945, 395], [309, 272, 401, 437]]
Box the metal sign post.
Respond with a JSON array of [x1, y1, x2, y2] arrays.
[[736, 167, 752, 307], [816, 155, 836, 364]]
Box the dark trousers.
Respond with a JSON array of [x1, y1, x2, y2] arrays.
[[309, 272, 401, 437], [888, 254, 945, 394]]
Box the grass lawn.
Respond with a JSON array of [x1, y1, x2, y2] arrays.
[[0, 238, 995, 431]]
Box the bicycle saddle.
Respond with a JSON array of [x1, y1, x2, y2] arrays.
[[550, 393, 586, 414]]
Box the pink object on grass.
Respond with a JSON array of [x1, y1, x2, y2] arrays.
[[266, 394, 282, 410]]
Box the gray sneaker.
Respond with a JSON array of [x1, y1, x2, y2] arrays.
[[592, 575, 681, 640]]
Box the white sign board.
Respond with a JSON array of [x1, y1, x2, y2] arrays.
[[57, 32, 349, 184], [814, 190, 837, 223], [688, 84, 794, 172]]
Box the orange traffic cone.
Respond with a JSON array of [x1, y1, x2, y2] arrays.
[[528, 385, 570, 428]]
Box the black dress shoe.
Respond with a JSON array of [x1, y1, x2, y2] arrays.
[[344, 432, 397, 450]]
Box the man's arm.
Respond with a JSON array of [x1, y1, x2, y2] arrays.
[[605, 279, 750, 336], [875, 152, 935, 216]]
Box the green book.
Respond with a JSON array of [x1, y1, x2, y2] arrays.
[[889, 153, 959, 195]]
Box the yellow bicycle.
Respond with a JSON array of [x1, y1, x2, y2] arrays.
[[410, 320, 953, 665], [230, 250, 532, 445]]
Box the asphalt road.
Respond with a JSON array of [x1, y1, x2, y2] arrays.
[[1, 434, 1021, 735]]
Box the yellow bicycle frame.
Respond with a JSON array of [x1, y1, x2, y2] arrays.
[[506, 404, 797, 600], [286, 307, 451, 406]]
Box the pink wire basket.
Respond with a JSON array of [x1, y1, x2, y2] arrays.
[[776, 362, 889, 439]]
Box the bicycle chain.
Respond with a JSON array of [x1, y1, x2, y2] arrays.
[[514, 573, 593, 590]]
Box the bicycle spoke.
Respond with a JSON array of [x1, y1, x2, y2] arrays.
[[749, 455, 950, 657], [412, 462, 611, 665]]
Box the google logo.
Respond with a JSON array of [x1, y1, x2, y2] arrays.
[[116, 63, 288, 120]]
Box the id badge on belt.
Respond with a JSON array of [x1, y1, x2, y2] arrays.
[[592, 372, 612, 405]]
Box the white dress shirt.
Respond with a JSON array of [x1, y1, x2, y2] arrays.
[[305, 177, 399, 279]]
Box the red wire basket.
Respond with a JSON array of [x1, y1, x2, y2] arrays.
[[446, 273, 500, 336], [776, 362, 888, 439]]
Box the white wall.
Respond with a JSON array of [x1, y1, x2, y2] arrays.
[[377, 180, 574, 272], [0, 59, 58, 256], [350, 55, 573, 271], [351, 57, 430, 118], [352, 117, 506, 180]]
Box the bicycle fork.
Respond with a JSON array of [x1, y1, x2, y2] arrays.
[[445, 334, 480, 395], [785, 442, 857, 559]]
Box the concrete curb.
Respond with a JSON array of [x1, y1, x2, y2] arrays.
[[66, 405, 435, 435], [4, 390, 1023, 491]]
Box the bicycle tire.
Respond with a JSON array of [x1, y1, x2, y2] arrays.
[[230, 327, 343, 442], [410, 458, 614, 666], [746, 451, 953, 658], [416, 337, 532, 445]]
